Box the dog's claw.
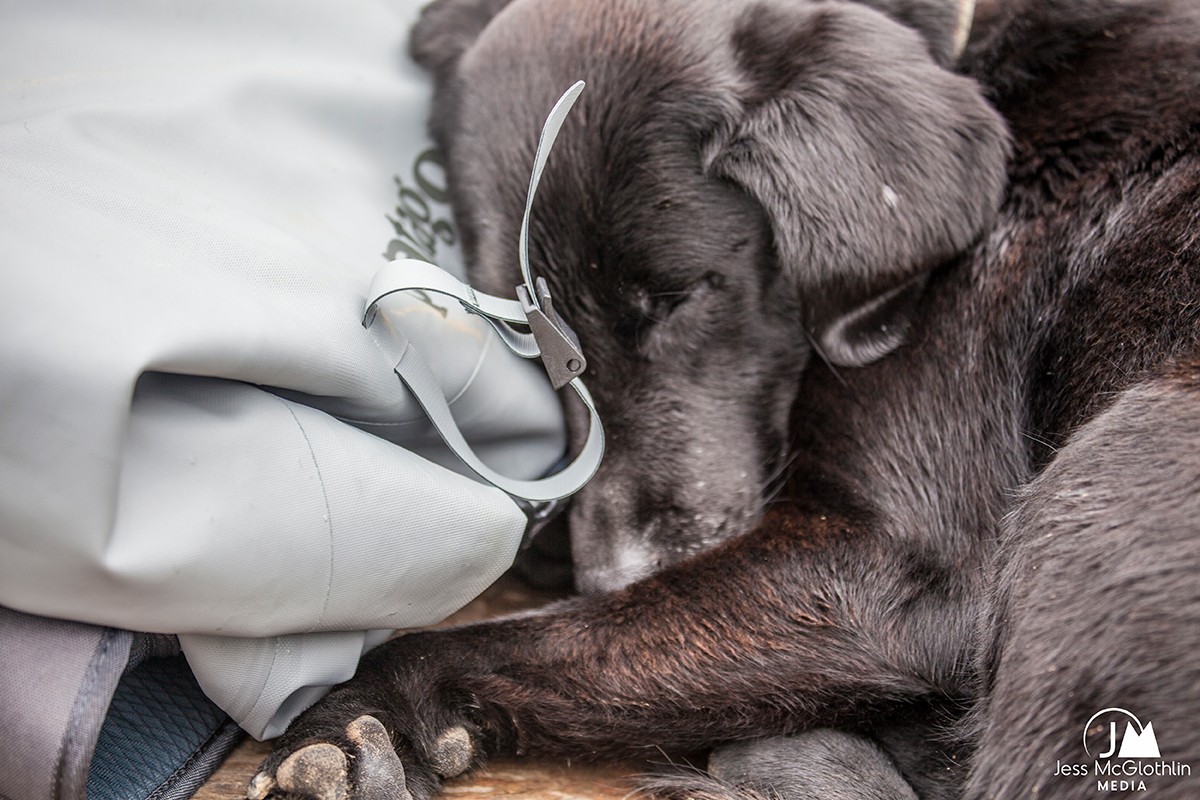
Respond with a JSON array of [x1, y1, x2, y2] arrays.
[[345, 715, 414, 800], [246, 771, 276, 800]]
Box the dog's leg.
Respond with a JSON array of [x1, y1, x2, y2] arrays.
[[964, 360, 1200, 800], [251, 507, 975, 800]]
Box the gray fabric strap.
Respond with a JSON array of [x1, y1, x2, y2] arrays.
[[519, 81, 584, 296], [363, 81, 604, 503], [364, 259, 605, 501], [367, 259, 527, 325], [365, 260, 540, 358], [395, 340, 603, 501]]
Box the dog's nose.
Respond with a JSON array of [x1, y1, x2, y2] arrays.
[[568, 486, 662, 594]]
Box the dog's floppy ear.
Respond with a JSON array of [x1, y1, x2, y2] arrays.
[[409, 0, 516, 79], [707, 1, 1009, 367]]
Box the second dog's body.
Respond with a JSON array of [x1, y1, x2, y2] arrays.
[[253, 1, 1200, 798]]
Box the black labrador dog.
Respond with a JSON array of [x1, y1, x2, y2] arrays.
[[251, 0, 1200, 798]]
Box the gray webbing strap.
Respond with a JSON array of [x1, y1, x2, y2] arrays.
[[365, 260, 540, 358], [519, 81, 584, 297], [363, 81, 603, 502], [394, 340, 603, 501]]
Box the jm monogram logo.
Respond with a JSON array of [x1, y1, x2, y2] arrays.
[[1084, 708, 1161, 759]]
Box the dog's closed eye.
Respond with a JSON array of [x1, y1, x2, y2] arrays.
[[616, 272, 726, 357]]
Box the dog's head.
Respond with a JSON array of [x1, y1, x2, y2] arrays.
[[411, 0, 1009, 593]]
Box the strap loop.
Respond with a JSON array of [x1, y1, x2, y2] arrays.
[[393, 340, 603, 502]]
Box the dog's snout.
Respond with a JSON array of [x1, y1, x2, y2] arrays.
[[568, 460, 765, 594], [568, 480, 660, 594]]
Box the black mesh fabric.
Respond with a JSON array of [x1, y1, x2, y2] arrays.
[[86, 655, 243, 800]]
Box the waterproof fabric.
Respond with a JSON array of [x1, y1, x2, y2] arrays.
[[0, 0, 567, 746]]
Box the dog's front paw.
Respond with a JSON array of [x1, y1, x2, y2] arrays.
[[249, 708, 478, 800], [246, 630, 494, 800], [249, 715, 419, 800]]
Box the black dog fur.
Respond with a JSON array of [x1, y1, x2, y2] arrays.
[[410, 0, 1011, 598], [252, 0, 1200, 798]]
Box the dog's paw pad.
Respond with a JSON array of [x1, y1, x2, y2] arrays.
[[430, 725, 473, 778], [345, 715, 413, 800], [273, 743, 348, 800]]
